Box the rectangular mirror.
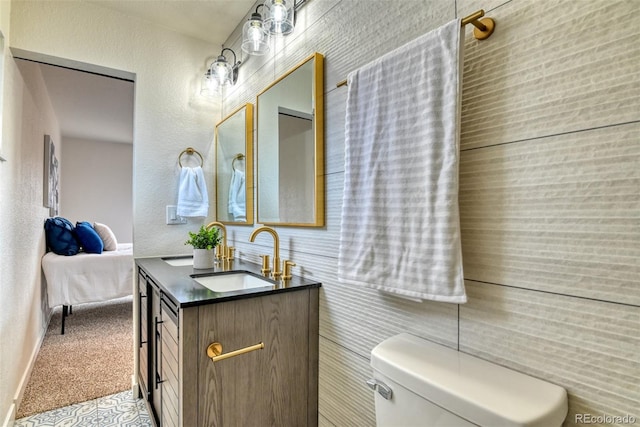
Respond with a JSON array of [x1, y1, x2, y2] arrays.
[[215, 103, 254, 224], [256, 52, 324, 227]]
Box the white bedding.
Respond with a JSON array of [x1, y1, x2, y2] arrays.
[[42, 243, 134, 308]]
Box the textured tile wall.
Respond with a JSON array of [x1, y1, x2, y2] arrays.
[[459, 123, 640, 305], [461, 281, 639, 425], [221, 0, 640, 425], [455, 1, 640, 425]]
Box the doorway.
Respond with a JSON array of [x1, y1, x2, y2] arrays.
[[13, 54, 136, 419]]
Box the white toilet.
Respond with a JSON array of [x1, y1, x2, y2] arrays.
[[369, 333, 568, 427]]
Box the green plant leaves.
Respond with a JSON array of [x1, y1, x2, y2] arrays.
[[184, 225, 221, 250]]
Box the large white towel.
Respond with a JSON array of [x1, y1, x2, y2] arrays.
[[338, 19, 466, 303], [228, 169, 246, 221], [177, 166, 209, 217]]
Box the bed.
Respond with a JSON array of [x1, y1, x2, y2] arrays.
[[41, 243, 134, 334]]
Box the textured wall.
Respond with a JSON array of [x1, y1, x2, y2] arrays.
[[60, 137, 133, 242], [220, 0, 639, 425], [0, 45, 61, 425]]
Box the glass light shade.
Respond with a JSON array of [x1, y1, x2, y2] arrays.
[[263, 0, 294, 36], [200, 71, 220, 98], [242, 15, 270, 55], [211, 56, 233, 87]]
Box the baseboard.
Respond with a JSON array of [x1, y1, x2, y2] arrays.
[[131, 374, 139, 396], [10, 308, 53, 421], [2, 403, 15, 427]]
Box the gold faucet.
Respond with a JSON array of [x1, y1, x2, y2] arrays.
[[249, 226, 281, 280], [206, 221, 227, 260]]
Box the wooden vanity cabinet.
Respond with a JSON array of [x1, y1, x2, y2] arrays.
[[137, 271, 180, 427], [193, 288, 319, 427], [136, 267, 319, 427]]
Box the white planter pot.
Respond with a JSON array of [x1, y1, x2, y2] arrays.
[[193, 248, 215, 269]]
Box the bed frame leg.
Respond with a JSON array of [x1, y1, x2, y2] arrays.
[[61, 305, 68, 335]]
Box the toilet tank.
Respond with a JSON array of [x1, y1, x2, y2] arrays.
[[370, 333, 567, 427]]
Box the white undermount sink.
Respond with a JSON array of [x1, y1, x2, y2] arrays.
[[162, 257, 194, 266], [192, 272, 275, 293]]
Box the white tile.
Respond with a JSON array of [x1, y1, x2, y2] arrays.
[[319, 337, 375, 427], [459, 122, 640, 305], [460, 0, 640, 150], [15, 391, 151, 427], [14, 411, 56, 427], [460, 281, 640, 426], [53, 400, 96, 427]]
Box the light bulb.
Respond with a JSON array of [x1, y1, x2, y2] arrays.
[[214, 64, 228, 85], [248, 23, 262, 42], [201, 72, 219, 97], [272, 2, 286, 22], [242, 15, 270, 55], [265, 0, 294, 36]]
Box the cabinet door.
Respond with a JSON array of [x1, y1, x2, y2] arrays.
[[150, 285, 162, 425], [197, 290, 311, 427], [137, 272, 149, 398], [160, 299, 180, 427]]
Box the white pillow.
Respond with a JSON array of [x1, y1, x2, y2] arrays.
[[93, 222, 118, 251]]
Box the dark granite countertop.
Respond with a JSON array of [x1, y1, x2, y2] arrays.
[[135, 256, 321, 308]]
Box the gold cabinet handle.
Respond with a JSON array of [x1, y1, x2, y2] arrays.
[[207, 341, 265, 363]]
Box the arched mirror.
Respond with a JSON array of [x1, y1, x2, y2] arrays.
[[256, 52, 324, 227], [215, 103, 253, 224]]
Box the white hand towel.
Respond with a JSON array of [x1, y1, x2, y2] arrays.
[[338, 18, 466, 303], [177, 166, 209, 217], [228, 169, 246, 221]]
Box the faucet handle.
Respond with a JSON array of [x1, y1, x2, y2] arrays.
[[282, 260, 297, 280], [215, 243, 226, 260], [272, 256, 282, 280], [259, 255, 271, 276], [227, 246, 235, 260]]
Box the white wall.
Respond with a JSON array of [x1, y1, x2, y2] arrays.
[[59, 137, 133, 242], [0, 3, 62, 421], [219, 0, 640, 425]]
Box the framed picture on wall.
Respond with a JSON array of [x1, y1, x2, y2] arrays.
[[43, 135, 59, 216]]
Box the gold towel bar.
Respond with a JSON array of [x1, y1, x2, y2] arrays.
[[178, 147, 204, 167], [336, 9, 495, 88], [461, 9, 495, 40], [207, 341, 265, 363]]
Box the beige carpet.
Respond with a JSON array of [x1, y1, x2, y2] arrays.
[[17, 297, 133, 418]]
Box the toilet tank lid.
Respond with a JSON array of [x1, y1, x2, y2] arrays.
[[371, 334, 568, 427]]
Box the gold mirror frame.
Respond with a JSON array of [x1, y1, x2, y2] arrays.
[[256, 52, 324, 227], [215, 103, 254, 225]]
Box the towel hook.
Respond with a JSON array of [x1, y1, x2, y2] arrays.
[[178, 147, 204, 167], [232, 153, 245, 172]]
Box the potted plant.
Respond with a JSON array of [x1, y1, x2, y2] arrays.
[[185, 225, 221, 269]]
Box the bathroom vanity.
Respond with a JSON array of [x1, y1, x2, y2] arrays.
[[135, 256, 320, 427]]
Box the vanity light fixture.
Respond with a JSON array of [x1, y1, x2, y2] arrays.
[[200, 48, 241, 97], [241, 4, 270, 56]]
